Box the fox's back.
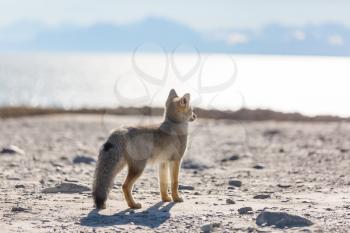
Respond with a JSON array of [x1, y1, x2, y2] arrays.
[[108, 124, 188, 162]]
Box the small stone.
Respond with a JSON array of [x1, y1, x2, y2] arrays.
[[256, 210, 313, 228], [253, 164, 264, 169], [226, 198, 235, 204], [0, 145, 25, 155], [178, 185, 195, 190], [277, 184, 292, 188], [201, 224, 213, 233], [221, 154, 239, 162], [238, 207, 253, 214], [15, 184, 25, 189], [42, 182, 91, 194], [72, 155, 96, 164], [263, 129, 281, 136], [11, 207, 30, 212], [200, 223, 220, 233], [253, 194, 271, 199], [228, 180, 242, 187]]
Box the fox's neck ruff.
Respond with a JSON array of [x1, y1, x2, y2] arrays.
[[160, 118, 189, 136]]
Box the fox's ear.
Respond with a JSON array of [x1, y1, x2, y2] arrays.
[[179, 93, 190, 107], [167, 89, 178, 103]]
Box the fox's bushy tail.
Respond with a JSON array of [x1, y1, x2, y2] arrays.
[[92, 134, 126, 209]]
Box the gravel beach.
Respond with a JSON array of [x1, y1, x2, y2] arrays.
[[1, 114, 349, 232]]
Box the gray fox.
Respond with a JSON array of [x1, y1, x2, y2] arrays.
[[92, 89, 197, 209]]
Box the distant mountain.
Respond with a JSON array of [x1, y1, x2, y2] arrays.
[[0, 17, 349, 56]]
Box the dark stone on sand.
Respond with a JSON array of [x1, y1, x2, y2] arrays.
[[221, 154, 240, 163], [11, 207, 30, 212], [15, 184, 25, 188], [238, 207, 253, 214], [339, 148, 349, 153], [256, 210, 313, 228], [201, 223, 221, 233], [73, 155, 96, 164], [228, 180, 242, 187], [253, 164, 264, 169], [42, 182, 91, 194], [253, 194, 271, 199], [179, 184, 195, 191], [263, 129, 281, 137], [0, 145, 25, 155], [277, 184, 292, 188], [182, 160, 208, 170], [226, 198, 235, 204]]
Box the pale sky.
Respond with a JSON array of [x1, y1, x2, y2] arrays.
[[0, 0, 349, 30]]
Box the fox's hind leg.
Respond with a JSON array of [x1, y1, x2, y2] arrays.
[[170, 160, 183, 202], [122, 162, 146, 209], [159, 162, 172, 202]]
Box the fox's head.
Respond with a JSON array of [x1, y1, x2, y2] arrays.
[[165, 89, 197, 123]]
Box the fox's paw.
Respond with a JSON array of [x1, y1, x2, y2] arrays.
[[161, 196, 172, 202], [172, 196, 184, 203], [129, 202, 142, 209]]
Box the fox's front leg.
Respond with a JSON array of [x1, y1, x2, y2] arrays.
[[170, 160, 183, 202], [159, 162, 172, 202]]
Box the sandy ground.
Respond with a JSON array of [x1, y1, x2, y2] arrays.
[[1, 114, 350, 232]]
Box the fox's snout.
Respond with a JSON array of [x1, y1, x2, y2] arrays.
[[190, 112, 197, 122]]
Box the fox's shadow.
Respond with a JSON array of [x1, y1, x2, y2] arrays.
[[80, 202, 175, 228]]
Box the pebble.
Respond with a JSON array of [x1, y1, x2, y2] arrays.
[[11, 206, 30, 212], [226, 198, 235, 204], [228, 180, 242, 187], [15, 184, 25, 188], [253, 194, 271, 199], [178, 185, 195, 190], [0, 145, 25, 155], [256, 210, 313, 228], [200, 223, 220, 233], [277, 184, 292, 188], [221, 154, 239, 163], [42, 182, 91, 194], [238, 207, 253, 214], [72, 155, 96, 164], [253, 164, 264, 169]]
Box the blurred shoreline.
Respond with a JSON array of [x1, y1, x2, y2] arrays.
[[1, 106, 348, 122]]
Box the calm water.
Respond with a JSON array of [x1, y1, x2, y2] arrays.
[[0, 53, 349, 117]]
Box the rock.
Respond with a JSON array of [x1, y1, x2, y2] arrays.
[[201, 223, 213, 233], [200, 223, 220, 233], [228, 180, 242, 187], [179, 184, 195, 190], [221, 154, 239, 162], [238, 207, 253, 214], [253, 194, 271, 199], [42, 182, 91, 194], [0, 145, 25, 155], [72, 155, 96, 164], [226, 198, 235, 204], [339, 148, 349, 153], [253, 164, 264, 169], [263, 129, 281, 137], [182, 160, 208, 170], [15, 184, 25, 188], [11, 206, 30, 212], [256, 210, 313, 228], [277, 184, 292, 188]]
